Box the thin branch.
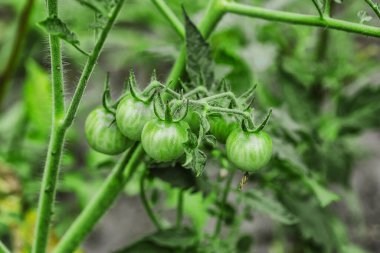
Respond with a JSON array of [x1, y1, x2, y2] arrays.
[[139, 166, 164, 230], [176, 189, 184, 228], [62, 0, 124, 128], [364, 0, 380, 20], [224, 2, 380, 38], [213, 169, 235, 237], [151, 0, 185, 38], [311, 0, 323, 18], [324, 0, 331, 16], [53, 144, 143, 253], [0, 0, 36, 108]]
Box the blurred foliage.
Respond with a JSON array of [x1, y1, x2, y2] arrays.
[[1, 0, 380, 252]]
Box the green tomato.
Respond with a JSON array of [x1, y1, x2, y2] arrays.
[[226, 129, 272, 172], [208, 114, 238, 143], [116, 94, 154, 141], [85, 108, 132, 155], [141, 119, 189, 162]]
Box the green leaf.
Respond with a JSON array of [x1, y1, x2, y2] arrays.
[[282, 195, 339, 252], [183, 8, 214, 88], [302, 177, 340, 207], [241, 189, 299, 225], [39, 16, 79, 45], [150, 227, 198, 248], [23, 60, 52, 137], [204, 134, 216, 147], [183, 148, 207, 177]]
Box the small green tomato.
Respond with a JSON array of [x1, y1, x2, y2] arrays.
[[226, 129, 272, 172], [116, 94, 154, 141], [141, 119, 189, 162], [85, 108, 132, 155]]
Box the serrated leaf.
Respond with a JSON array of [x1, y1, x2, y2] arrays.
[[39, 16, 79, 45], [183, 9, 214, 88], [204, 134, 216, 147], [183, 148, 207, 177], [241, 189, 299, 225], [184, 129, 198, 149]]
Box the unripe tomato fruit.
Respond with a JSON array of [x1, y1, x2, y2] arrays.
[[209, 114, 238, 143], [141, 119, 189, 162], [85, 108, 132, 155], [116, 94, 154, 141], [226, 129, 272, 172]]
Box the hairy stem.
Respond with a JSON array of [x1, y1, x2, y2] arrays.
[[63, 0, 124, 128], [364, 0, 380, 20], [139, 166, 164, 230], [32, 0, 65, 251], [0, 0, 35, 108], [53, 144, 143, 253], [214, 170, 235, 237], [33, 1, 125, 253], [224, 2, 380, 38], [176, 189, 184, 228]]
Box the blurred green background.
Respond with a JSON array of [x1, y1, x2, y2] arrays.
[[0, 0, 380, 252]]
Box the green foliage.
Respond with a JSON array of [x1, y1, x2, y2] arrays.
[[39, 16, 79, 46], [239, 189, 299, 225], [1, 0, 379, 253], [184, 9, 214, 88]]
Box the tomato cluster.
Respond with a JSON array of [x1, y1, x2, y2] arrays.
[[84, 75, 273, 174]]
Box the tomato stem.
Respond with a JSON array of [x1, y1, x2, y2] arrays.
[[139, 166, 164, 231], [151, 0, 185, 39], [33, 1, 125, 253], [213, 169, 235, 237], [176, 189, 185, 228], [224, 1, 380, 38], [53, 144, 143, 253]]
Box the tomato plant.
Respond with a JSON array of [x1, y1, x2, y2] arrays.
[[1, 0, 380, 253]]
